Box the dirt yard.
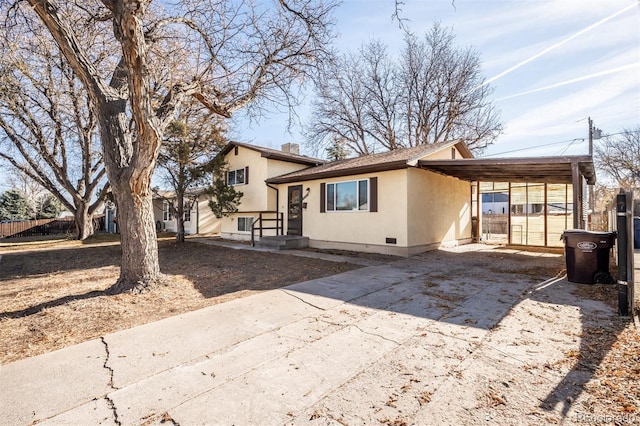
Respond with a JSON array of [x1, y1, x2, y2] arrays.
[[0, 235, 362, 364]]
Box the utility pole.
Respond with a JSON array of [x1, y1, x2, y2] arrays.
[[588, 117, 602, 157], [589, 117, 593, 156], [587, 117, 602, 229]]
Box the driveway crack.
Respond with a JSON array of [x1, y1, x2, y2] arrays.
[[280, 289, 326, 311], [351, 324, 401, 345], [101, 336, 121, 426]]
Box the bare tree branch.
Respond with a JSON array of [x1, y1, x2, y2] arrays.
[[306, 23, 502, 156]]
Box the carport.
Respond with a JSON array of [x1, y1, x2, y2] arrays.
[[418, 155, 596, 247]]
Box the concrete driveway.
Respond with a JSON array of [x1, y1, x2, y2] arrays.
[[0, 244, 620, 425]]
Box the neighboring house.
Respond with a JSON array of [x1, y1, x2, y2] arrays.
[[152, 189, 221, 236], [482, 193, 508, 215], [218, 139, 473, 256], [104, 204, 117, 233]]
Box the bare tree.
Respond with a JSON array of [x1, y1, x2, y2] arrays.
[[0, 36, 107, 239], [155, 105, 229, 243], [2, 0, 336, 293], [307, 52, 372, 155], [400, 25, 501, 149], [595, 128, 640, 189], [307, 23, 502, 156]]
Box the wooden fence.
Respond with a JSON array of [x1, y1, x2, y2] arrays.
[[0, 217, 75, 239]]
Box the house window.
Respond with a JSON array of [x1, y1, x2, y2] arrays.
[[184, 206, 191, 222], [237, 216, 254, 232], [326, 179, 369, 211], [227, 168, 246, 185], [163, 201, 173, 221]]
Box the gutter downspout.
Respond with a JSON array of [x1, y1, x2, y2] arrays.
[[266, 183, 281, 235]]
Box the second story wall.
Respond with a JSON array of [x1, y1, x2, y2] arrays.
[[223, 145, 315, 213], [224, 146, 268, 212]]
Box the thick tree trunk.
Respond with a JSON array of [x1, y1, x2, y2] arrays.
[[107, 183, 161, 293], [74, 204, 95, 241]]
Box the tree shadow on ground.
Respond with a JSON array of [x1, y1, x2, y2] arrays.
[[158, 241, 360, 299], [1, 240, 629, 418], [535, 282, 633, 418], [0, 245, 121, 279], [0, 240, 359, 318], [0, 290, 107, 319]]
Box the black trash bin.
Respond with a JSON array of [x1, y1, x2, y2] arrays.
[[561, 230, 617, 284]]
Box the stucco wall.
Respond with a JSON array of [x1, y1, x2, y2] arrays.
[[225, 147, 269, 212], [273, 167, 471, 255], [224, 146, 316, 212], [196, 198, 221, 235], [277, 170, 409, 249], [406, 168, 472, 249], [266, 159, 315, 208], [424, 145, 466, 160]]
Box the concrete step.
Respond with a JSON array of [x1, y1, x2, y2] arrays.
[[256, 235, 309, 250]]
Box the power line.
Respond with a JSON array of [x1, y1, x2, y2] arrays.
[[484, 138, 585, 157], [484, 130, 640, 158]]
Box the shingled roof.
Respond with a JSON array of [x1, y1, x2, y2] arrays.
[[220, 141, 325, 167], [267, 140, 471, 184]]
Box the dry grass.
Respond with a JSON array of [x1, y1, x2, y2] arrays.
[[0, 235, 360, 364]]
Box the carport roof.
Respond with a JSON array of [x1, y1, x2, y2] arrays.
[[418, 155, 596, 185]]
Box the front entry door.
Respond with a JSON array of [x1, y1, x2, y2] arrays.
[[287, 185, 303, 236]]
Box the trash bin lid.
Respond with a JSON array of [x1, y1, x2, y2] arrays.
[[561, 229, 616, 235]]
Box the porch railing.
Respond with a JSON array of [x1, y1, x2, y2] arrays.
[[251, 211, 284, 246]]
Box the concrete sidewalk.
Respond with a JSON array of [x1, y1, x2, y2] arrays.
[[0, 245, 621, 425]]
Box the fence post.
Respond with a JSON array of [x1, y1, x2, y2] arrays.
[[616, 190, 635, 316]]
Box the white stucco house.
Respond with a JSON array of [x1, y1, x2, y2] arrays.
[[218, 140, 474, 256]]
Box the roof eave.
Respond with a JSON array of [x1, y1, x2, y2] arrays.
[[260, 151, 325, 166], [219, 141, 325, 166], [267, 160, 409, 184]]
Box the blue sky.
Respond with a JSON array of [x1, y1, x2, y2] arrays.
[[231, 0, 640, 159]]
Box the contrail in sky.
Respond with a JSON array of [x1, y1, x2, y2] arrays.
[[494, 63, 640, 101], [468, 2, 638, 94]]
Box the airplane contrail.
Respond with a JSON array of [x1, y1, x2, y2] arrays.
[[494, 63, 640, 101], [468, 2, 638, 94]]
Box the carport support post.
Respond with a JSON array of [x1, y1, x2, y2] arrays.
[[571, 161, 583, 229]]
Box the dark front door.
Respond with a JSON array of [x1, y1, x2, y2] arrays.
[[287, 185, 303, 236]]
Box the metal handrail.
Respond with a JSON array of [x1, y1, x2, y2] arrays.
[[251, 211, 284, 246]]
